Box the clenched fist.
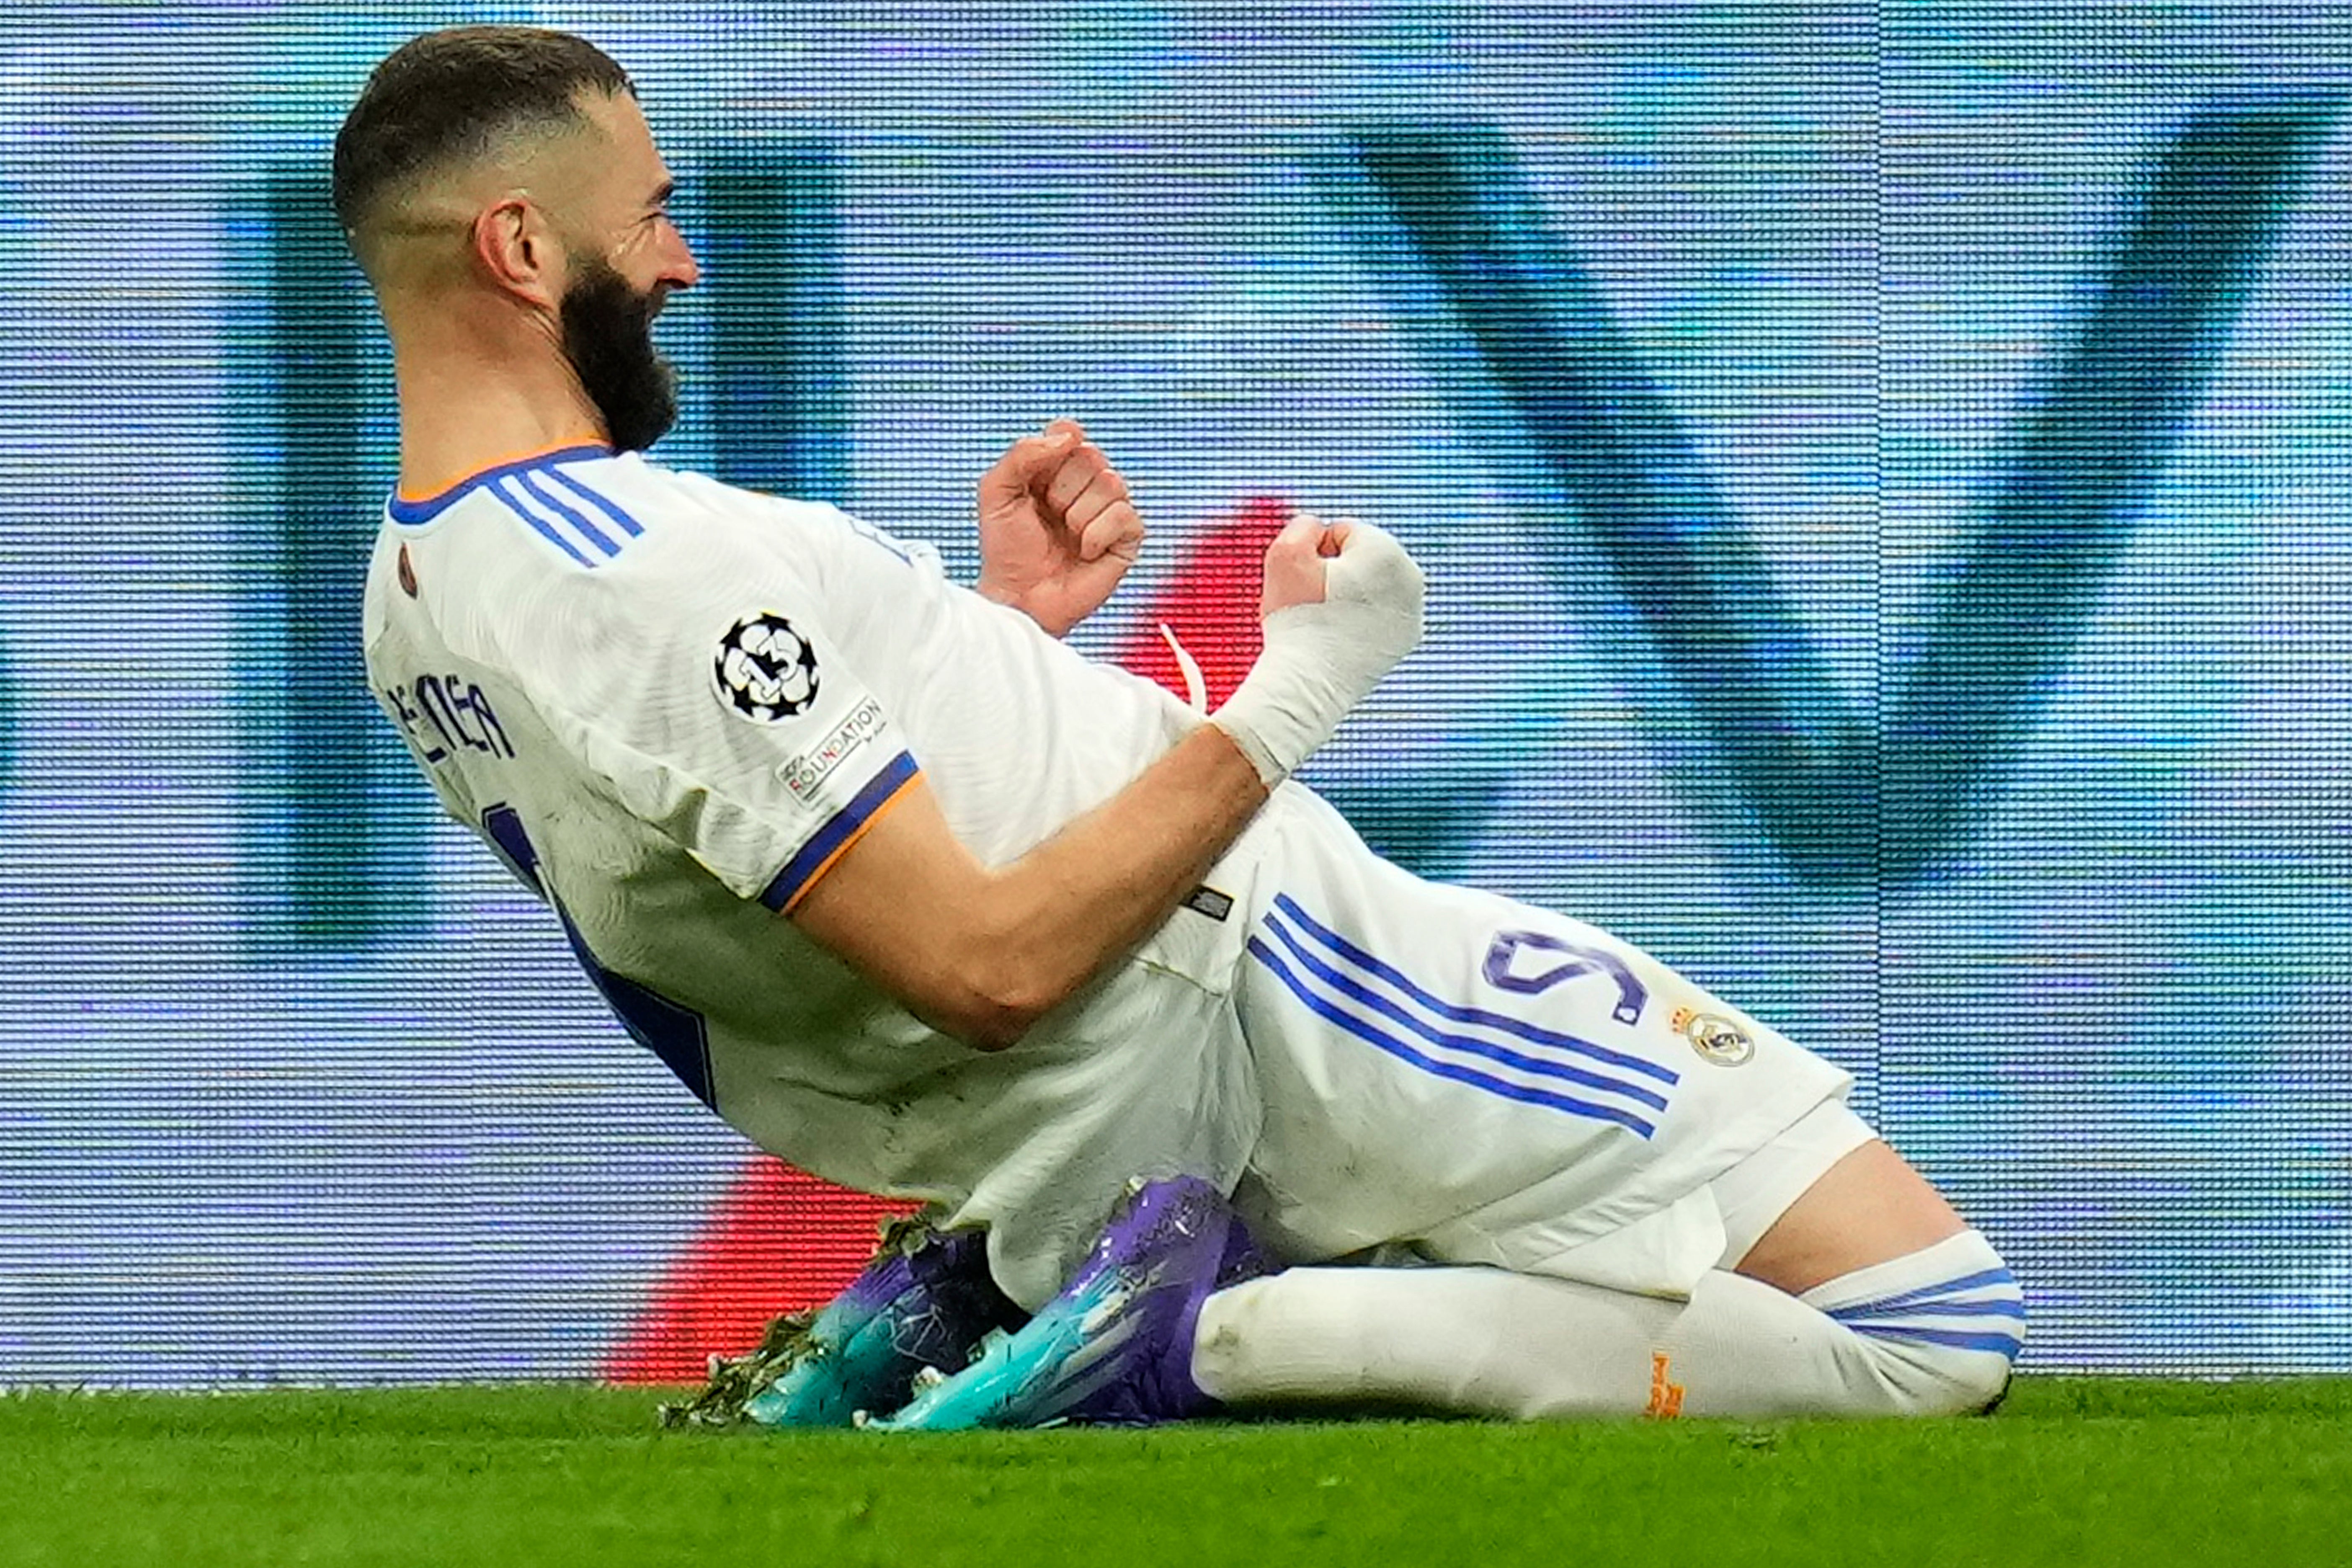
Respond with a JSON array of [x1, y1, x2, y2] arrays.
[[975, 418, 1145, 637], [1212, 511, 1426, 787]]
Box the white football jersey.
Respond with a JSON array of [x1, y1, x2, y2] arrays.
[[365, 444, 1852, 1309], [363, 445, 1268, 1306]]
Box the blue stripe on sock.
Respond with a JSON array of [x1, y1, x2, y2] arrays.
[[1260, 908, 1670, 1113], [1847, 1323, 2024, 1359], [1271, 892, 1679, 1086], [1831, 1296, 2027, 1325], [1247, 934, 1656, 1136], [1829, 1266, 2017, 1320]]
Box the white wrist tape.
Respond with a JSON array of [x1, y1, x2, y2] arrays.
[[1212, 521, 1425, 787]]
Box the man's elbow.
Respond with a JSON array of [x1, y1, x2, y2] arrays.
[[934, 956, 1071, 1052], [940, 993, 1049, 1054]]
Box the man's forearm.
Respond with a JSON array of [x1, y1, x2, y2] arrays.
[[787, 722, 1267, 1052], [789, 516, 1421, 1051], [959, 722, 1266, 1033]]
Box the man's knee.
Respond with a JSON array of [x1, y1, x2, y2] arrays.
[[1865, 1337, 2016, 1416], [1800, 1227, 2026, 1416]]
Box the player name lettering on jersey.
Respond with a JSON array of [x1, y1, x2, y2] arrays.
[[779, 696, 886, 802], [377, 673, 515, 768]]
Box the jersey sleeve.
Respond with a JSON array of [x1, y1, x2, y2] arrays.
[[531, 536, 922, 914]]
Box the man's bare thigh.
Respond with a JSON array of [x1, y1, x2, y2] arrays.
[[1732, 1139, 1969, 1296]]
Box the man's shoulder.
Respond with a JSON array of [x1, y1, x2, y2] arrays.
[[595, 459, 954, 619], [395, 450, 840, 568], [585, 454, 850, 535], [384, 452, 917, 682]]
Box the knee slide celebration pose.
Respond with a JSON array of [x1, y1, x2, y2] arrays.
[[338, 26, 2021, 1427]]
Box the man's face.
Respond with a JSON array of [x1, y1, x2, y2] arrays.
[[552, 91, 698, 452]]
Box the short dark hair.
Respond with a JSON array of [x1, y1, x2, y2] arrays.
[[332, 26, 634, 233]]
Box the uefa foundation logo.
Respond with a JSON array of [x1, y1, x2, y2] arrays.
[[714, 612, 822, 722]]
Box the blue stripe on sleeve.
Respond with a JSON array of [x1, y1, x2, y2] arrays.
[[1272, 893, 1680, 1086], [1248, 934, 1656, 1136], [544, 466, 647, 538], [1260, 908, 1670, 1112], [510, 470, 616, 555], [487, 484, 596, 567], [760, 750, 919, 911]]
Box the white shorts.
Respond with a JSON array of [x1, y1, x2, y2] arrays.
[[1227, 787, 1854, 1299], [1711, 1096, 1879, 1266]]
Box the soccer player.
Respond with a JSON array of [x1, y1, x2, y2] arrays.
[[340, 26, 2022, 1425]]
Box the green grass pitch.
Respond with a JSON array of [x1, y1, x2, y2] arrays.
[[5, 1379, 2350, 1567]]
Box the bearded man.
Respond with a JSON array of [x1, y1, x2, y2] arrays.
[[338, 25, 2019, 1429]]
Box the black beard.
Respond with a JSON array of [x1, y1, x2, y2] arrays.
[[559, 254, 678, 454]]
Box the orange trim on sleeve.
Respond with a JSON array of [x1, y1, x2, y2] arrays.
[[779, 771, 921, 914]]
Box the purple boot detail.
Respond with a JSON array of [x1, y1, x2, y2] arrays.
[[865, 1176, 1269, 1430]]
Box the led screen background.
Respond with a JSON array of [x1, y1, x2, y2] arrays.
[[3, 1, 2349, 1382]]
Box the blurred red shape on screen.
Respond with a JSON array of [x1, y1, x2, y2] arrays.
[[1112, 495, 1288, 710], [601, 1158, 909, 1384], [601, 496, 1291, 1383]]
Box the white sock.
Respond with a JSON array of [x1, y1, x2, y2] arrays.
[[1191, 1233, 2017, 1420]]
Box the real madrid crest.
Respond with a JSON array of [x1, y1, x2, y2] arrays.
[[1671, 1006, 1755, 1067]]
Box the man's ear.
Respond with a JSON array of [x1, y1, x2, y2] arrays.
[[471, 197, 562, 309]]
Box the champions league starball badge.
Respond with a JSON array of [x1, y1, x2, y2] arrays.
[[714, 612, 822, 721]]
